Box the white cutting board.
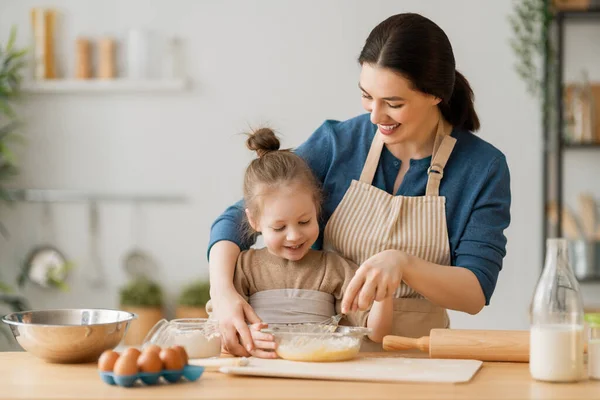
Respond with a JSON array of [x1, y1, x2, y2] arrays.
[[220, 356, 483, 384]]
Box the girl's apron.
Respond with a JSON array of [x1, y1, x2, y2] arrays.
[[323, 117, 456, 350]]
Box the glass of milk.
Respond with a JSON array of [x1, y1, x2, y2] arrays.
[[585, 313, 600, 380], [529, 238, 585, 382]]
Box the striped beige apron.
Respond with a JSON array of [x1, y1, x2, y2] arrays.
[[323, 117, 456, 348]]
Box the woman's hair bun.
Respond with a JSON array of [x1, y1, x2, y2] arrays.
[[246, 127, 280, 158]]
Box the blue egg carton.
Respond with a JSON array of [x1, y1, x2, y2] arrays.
[[99, 365, 205, 388]]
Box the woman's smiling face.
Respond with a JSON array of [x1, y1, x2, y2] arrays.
[[359, 63, 441, 146]]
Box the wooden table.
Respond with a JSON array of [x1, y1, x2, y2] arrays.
[[0, 352, 599, 399]]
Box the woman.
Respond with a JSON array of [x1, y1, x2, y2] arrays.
[[208, 12, 511, 356]]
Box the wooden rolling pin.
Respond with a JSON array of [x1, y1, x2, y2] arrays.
[[383, 329, 530, 362]]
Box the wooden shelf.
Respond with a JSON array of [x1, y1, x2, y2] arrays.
[[6, 189, 187, 204], [562, 142, 600, 149], [556, 8, 600, 19], [21, 78, 189, 94], [578, 277, 600, 283]]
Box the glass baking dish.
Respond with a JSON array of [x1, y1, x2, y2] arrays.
[[262, 324, 371, 362]]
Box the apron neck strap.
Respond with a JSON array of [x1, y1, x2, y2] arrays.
[[358, 118, 457, 195], [359, 131, 385, 184], [425, 119, 456, 196]]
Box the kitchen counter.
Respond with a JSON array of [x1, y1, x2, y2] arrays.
[[0, 352, 599, 399]]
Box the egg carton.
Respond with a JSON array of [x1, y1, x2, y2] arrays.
[[99, 365, 205, 388]]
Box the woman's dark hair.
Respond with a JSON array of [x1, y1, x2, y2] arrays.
[[358, 13, 480, 132]]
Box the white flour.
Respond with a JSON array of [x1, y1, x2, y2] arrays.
[[171, 329, 221, 359], [529, 324, 584, 382]]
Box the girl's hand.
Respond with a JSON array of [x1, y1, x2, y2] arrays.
[[248, 322, 278, 359], [342, 249, 407, 313]]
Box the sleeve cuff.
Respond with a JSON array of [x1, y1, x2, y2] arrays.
[[207, 219, 245, 260], [454, 254, 501, 306]]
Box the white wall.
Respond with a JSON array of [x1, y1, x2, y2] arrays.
[[1, 0, 583, 340]]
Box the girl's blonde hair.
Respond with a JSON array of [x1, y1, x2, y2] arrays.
[[243, 127, 322, 226]]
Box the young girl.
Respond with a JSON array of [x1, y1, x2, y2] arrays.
[[230, 127, 392, 358]]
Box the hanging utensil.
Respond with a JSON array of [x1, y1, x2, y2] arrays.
[[87, 201, 105, 288], [122, 202, 157, 279], [19, 203, 72, 290]]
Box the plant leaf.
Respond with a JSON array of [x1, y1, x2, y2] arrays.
[[0, 121, 20, 141], [0, 294, 30, 311], [0, 100, 14, 119], [17, 265, 27, 288], [0, 281, 13, 293], [5, 26, 17, 53]]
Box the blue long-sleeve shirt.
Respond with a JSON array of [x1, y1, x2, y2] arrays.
[[209, 113, 511, 305]]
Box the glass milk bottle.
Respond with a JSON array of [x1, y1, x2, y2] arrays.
[[529, 238, 585, 382]]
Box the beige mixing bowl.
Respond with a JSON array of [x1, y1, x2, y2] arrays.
[[2, 308, 136, 363]]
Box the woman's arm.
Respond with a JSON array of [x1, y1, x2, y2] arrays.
[[209, 241, 261, 356], [366, 297, 393, 342], [402, 254, 485, 315], [342, 250, 485, 315]]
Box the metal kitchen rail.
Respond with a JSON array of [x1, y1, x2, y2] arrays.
[[5, 189, 187, 204]]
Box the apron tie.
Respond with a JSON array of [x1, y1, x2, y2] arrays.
[[249, 289, 335, 324]]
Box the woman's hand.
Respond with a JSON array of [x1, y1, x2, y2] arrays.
[[342, 249, 408, 313], [211, 289, 262, 357], [248, 323, 278, 359]]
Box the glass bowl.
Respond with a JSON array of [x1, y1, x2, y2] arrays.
[[143, 318, 221, 359], [262, 324, 371, 362]]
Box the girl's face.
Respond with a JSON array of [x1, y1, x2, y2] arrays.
[[246, 182, 319, 261], [359, 63, 441, 146]]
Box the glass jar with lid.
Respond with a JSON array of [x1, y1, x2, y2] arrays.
[[143, 318, 221, 359]]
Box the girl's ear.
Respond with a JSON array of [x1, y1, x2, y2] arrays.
[[245, 208, 260, 232]]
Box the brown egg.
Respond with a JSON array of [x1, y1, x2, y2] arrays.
[[137, 350, 163, 373], [97, 350, 120, 372], [122, 347, 141, 359], [171, 345, 188, 365], [144, 344, 162, 355], [113, 355, 139, 376], [159, 348, 184, 371]]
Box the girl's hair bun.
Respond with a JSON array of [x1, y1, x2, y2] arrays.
[[246, 127, 280, 158]]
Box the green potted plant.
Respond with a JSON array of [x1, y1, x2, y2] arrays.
[[509, 0, 555, 126], [0, 26, 30, 329], [119, 277, 164, 345], [176, 279, 210, 319]]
